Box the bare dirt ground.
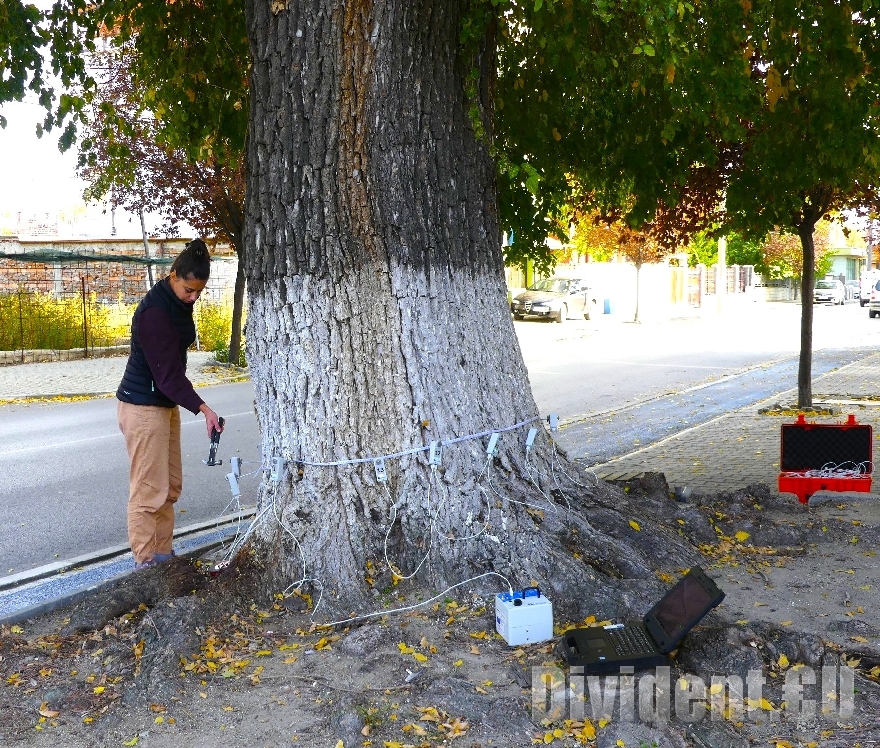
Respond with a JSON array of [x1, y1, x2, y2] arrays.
[[2, 476, 880, 748]]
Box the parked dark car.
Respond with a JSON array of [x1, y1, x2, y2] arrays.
[[511, 278, 596, 323]]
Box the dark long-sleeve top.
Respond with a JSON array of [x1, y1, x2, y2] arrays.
[[139, 306, 205, 415]]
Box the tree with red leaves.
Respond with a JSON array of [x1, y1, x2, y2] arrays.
[[77, 46, 246, 366]]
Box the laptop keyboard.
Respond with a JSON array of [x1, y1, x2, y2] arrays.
[[606, 626, 656, 656]]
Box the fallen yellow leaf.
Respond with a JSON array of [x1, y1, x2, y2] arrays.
[[38, 703, 59, 718], [735, 530, 750, 542], [629, 520, 641, 532]]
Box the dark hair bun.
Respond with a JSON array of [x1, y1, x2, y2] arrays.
[[173, 238, 211, 281], [188, 238, 209, 257]]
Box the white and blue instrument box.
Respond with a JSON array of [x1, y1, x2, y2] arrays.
[[495, 587, 553, 646]]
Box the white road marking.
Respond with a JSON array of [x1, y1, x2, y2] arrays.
[[0, 410, 254, 457]]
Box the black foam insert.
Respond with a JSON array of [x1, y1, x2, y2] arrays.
[[780, 424, 873, 472]]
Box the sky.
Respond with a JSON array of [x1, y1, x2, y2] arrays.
[[0, 94, 180, 240], [0, 98, 89, 216], [0, 0, 109, 234]]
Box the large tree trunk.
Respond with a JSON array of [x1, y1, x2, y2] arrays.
[[796, 221, 817, 408], [240, 0, 698, 617], [243, 0, 535, 613]]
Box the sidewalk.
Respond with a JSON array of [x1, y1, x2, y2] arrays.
[[0, 351, 249, 402], [587, 351, 880, 498]]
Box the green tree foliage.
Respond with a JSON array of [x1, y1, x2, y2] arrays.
[[77, 44, 247, 364], [717, 3, 880, 406], [497, 0, 880, 405], [686, 224, 836, 280], [0, 0, 46, 129], [494, 0, 741, 267]]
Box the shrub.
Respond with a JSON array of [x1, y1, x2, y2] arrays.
[[195, 297, 246, 365], [0, 291, 134, 351], [212, 342, 247, 367]]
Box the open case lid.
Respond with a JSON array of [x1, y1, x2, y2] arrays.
[[643, 566, 725, 653], [780, 417, 873, 473]]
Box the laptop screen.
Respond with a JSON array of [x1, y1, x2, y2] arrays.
[[652, 573, 715, 636], [645, 567, 725, 651]]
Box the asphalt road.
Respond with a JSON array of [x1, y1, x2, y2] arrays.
[[0, 382, 261, 575], [520, 298, 880, 421], [3, 298, 879, 575]]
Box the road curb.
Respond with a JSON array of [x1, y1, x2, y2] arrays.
[[0, 509, 255, 593], [0, 510, 256, 627]]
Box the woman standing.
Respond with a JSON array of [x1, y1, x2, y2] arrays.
[[117, 239, 224, 569]]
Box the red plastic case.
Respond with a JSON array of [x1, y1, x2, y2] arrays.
[[777, 414, 873, 504]]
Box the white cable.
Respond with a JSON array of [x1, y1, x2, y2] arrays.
[[487, 455, 557, 513], [383, 480, 434, 581], [452, 486, 491, 541], [550, 440, 599, 489], [523, 447, 553, 500], [781, 460, 873, 479], [285, 416, 541, 468], [269, 481, 308, 586], [312, 571, 514, 628]]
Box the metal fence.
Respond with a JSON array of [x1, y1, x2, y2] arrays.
[[0, 250, 238, 363]]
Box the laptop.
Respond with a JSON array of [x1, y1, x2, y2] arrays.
[[558, 565, 725, 674]]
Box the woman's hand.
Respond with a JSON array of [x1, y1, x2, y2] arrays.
[[199, 403, 224, 438]]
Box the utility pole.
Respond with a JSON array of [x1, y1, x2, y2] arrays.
[[139, 209, 154, 288], [717, 235, 727, 313]]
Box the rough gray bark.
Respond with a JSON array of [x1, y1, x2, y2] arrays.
[[240, 0, 698, 616]]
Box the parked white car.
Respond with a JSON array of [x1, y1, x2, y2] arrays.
[[813, 279, 845, 305], [860, 270, 880, 306]]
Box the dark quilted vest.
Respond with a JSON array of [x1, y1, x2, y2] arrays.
[[116, 278, 196, 407]]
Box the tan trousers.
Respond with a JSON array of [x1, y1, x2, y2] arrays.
[[117, 400, 182, 564]]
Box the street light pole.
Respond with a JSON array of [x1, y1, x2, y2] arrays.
[[717, 235, 727, 313]]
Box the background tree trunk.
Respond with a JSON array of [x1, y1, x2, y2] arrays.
[[797, 222, 815, 408], [633, 261, 642, 323], [229, 232, 246, 366]]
